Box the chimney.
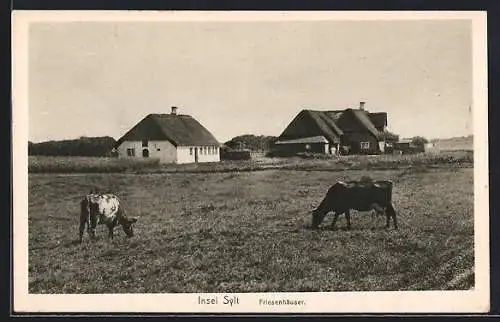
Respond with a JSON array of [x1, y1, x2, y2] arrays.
[[171, 106, 178, 115], [359, 101, 365, 110]]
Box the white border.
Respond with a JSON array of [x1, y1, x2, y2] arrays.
[[12, 10, 489, 313]]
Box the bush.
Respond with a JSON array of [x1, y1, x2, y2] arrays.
[[378, 130, 400, 143], [220, 150, 252, 161], [295, 152, 335, 160]]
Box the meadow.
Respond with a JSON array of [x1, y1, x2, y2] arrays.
[[28, 159, 474, 293]]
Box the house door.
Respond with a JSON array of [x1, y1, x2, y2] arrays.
[[194, 147, 199, 163], [142, 149, 149, 158]]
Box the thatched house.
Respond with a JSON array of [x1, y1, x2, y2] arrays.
[[274, 102, 388, 155], [115, 107, 220, 164]]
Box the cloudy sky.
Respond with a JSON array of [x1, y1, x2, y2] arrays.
[[28, 18, 473, 143]]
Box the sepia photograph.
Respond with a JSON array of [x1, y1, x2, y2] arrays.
[[12, 11, 489, 313]]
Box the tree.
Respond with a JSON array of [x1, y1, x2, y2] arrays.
[[377, 130, 399, 143], [28, 136, 117, 157], [224, 134, 278, 151], [411, 136, 428, 147]]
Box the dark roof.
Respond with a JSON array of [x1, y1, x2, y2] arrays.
[[350, 109, 380, 138], [116, 114, 220, 147], [307, 110, 344, 137], [368, 112, 388, 129], [278, 108, 384, 142], [278, 110, 342, 143]]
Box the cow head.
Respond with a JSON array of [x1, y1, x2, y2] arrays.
[[121, 216, 139, 237], [311, 208, 326, 229]]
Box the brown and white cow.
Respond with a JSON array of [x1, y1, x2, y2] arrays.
[[79, 193, 138, 243]]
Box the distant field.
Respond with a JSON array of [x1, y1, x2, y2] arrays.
[[431, 136, 473, 151], [28, 166, 474, 293]]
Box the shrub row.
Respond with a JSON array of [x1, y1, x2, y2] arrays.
[[28, 151, 472, 174]]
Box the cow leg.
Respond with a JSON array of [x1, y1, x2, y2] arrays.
[[330, 212, 339, 230], [107, 224, 114, 240], [345, 210, 351, 230], [370, 209, 377, 229], [386, 203, 398, 229], [79, 198, 90, 243], [88, 215, 98, 240], [79, 217, 87, 243], [370, 204, 378, 229]]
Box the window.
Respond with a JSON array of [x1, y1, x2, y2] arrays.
[[142, 140, 148, 147], [127, 148, 135, 157], [190, 147, 193, 155], [305, 144, 311, 150], [360, 142, 370, 150]]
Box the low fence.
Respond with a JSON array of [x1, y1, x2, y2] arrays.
[[221, 150, 266, 161]]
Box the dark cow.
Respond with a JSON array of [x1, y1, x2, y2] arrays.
[[311, 180, 398, 230], [79, 193, 138, 243]]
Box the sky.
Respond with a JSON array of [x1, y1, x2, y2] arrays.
[[28, 19, 473, 143]]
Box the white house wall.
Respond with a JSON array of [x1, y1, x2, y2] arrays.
[[177, 146, 220, 164], [117, 141, 220, 164], [117, 140, 177, 163]]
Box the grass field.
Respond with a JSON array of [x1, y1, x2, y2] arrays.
[[28, 165, 474, 293]]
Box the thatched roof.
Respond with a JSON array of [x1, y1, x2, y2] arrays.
[[350, 109, 380, 138], [279, 110, 342, 144], [278, 107, 384, 143], [116, 113, 220, 147], [368, 112, 388, 130]]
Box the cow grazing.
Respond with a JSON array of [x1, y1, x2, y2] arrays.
[[311, 180, 398, 230], [79, 193, 138, 243]]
